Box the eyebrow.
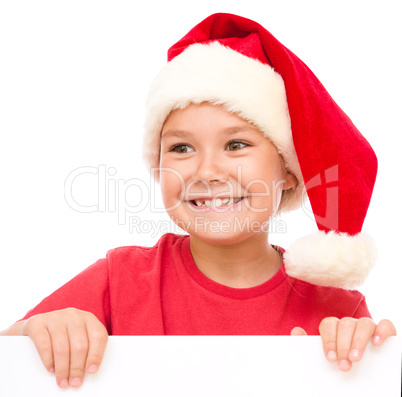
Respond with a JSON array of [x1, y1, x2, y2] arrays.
[[161, 125, 262, 140]]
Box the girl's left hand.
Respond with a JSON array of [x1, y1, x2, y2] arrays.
[[291, 317, 397, 371]]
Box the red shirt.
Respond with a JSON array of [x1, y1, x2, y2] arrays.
[[21, 233, 370, 335]]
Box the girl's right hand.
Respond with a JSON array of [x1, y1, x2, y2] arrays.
[[20, 308, 108, 389]]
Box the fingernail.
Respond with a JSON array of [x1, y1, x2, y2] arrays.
[[339, 360, 350, 371], [327, 350, 337, 361], [87, 364, 98, 374], [373, 336, 381, 345], [350, 349, 360, 359], [70, 378, 82, 388], [59, 379, 69, 388], [48, 367, 55, 373]]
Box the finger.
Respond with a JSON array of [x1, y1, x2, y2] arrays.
[[67, 323, 89, 388], [319, 317, 339, 362], [348, 317, 376, 362], [85, 316, 108, 375], [336, 317, 357, 372], [290, 327, 307, 336], [22, 319, 55, 373], [372, 319, 397, 346], [49, 326, 71, 389]]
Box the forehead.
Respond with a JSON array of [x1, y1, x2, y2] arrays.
[[161, 103, 263, 139]]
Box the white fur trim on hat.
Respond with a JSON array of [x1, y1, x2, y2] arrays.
[[143, 41, 304, 211], [284, 231, 377, 289]]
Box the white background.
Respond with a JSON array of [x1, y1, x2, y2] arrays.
[[0, 1, 401, 333]]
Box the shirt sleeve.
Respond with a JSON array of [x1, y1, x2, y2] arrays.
[[18, 258, 112, 334], [352, 296, 371, 319]]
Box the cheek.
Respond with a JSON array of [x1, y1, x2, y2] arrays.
[[241, 163, 285, 211], [159, 165, 192, 214]]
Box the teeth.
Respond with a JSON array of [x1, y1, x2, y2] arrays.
[[193, 198, 242, 207], [214, 198, 222, 207]]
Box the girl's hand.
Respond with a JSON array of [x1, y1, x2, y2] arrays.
[[291, 317, 396, 371], [20, 308, 108, 388]]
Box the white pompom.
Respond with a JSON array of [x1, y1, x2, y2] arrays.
[[284, 231, 376, 289]]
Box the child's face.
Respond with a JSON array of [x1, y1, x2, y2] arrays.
[[159, 103, 296, 245]]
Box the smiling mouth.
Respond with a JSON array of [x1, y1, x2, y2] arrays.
[[190, 197, 243, 208]]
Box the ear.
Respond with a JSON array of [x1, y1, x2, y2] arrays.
[[282, 171, 297, 190]]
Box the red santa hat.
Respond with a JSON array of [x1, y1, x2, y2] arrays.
[[143, 13, 377, 290]]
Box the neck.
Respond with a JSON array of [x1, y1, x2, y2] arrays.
[[189, 233, 282, 288]]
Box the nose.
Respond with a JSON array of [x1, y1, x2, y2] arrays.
[[192, 150, 228, 184]]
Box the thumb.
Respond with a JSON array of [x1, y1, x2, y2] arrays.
[[290, 327, 308, 336]]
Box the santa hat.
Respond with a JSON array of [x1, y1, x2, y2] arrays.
[[143, 13, 377, 290]]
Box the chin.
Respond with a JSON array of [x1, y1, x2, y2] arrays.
[[169, 207, 272, 245], [188, 227, 261, 246]]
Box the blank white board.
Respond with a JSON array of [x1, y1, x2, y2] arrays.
[[0, 336, 400, 396]]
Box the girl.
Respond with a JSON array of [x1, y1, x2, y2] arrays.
[[1, 13, 396, 389]]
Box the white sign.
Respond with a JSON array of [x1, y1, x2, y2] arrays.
[[0, 336, 400, 396]]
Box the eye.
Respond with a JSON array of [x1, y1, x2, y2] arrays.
[[170, 144, 194, 153], [226, 140, 249, 151]]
